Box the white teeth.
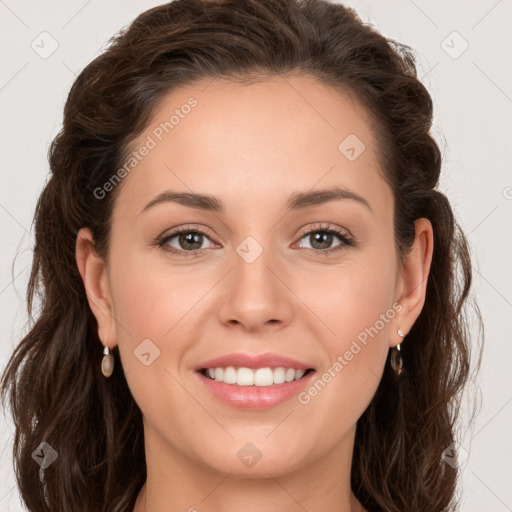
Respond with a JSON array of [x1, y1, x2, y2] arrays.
[[285, 368, 296, 382], [295, 369, 306, 380], [254, 368, 273, 386], [236, 367, 254, 386], [204, 366, 309, 386], [273, 367, 286, 384], [223, 366, 237, 384]]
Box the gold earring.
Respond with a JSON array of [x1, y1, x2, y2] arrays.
[[391, 328, 405, 376], [101, 346, 114, 378]]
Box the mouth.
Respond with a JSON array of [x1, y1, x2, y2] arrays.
[[198, 366, 316, 386], [194, 352, 317, 408]]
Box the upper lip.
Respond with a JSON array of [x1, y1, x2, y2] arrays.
[[195, 352, 314, 371]]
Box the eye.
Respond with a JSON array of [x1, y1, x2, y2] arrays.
[[156, 226, 217, 255], [295, 224, 353, 254], [155, 223, 354, 257]]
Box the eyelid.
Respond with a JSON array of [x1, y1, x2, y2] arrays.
[[295, 222, 353, 242], [159, 224, 218, 241]]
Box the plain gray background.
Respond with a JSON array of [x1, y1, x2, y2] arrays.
[[1, 1, 511, 510]]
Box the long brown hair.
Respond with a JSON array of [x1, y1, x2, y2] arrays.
[[1, 1, 483, 510]]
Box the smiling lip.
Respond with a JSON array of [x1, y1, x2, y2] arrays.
[[195, 352, 313, 371], [194, 352, 315, 410], [196, 370, 316, 409]]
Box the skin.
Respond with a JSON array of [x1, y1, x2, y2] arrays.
[[76, 74, 433, 512]]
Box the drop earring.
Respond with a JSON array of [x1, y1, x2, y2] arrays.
[[391, 328, 405, 376], [101, 346, 114, 378]]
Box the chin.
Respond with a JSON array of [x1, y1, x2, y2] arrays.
[[192, 437, 309, 478]]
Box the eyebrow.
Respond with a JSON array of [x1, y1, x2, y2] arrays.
[[140, 186, 372, 215]]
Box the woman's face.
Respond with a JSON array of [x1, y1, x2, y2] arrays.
[[81, 75, 423, 479]]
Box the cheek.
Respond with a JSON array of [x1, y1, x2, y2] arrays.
[[109, 245, 208, 340], [106, 248, 183, 387], [297, 243, 398, 346], [107, 253, 197, 440], [292, 246, 397, 427], [106, 244, 221, 402]]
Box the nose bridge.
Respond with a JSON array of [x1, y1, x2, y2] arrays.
[[233, 234, 279, 305], [218, 234, 292, 329]]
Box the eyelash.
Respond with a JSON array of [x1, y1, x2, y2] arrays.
[[155, 223, 354, 257]]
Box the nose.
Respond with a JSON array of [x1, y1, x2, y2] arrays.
[[217, 243, 294, 332]]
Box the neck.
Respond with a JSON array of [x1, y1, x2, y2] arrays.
[[134, 480, 366, 512]]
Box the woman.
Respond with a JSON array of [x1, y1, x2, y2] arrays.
[[0, 0, 482, 510]]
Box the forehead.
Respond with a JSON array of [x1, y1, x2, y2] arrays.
[[114, 74, 389, 218]]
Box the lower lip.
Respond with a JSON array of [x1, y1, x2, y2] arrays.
[[196, 370, 316, 409]]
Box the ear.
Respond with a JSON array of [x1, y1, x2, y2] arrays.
[[75, 227, 117, 349], [392, 217, 434, 347]]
